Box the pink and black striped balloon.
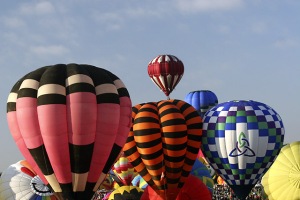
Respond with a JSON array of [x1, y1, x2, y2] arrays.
[[6, 63, 132, 200]]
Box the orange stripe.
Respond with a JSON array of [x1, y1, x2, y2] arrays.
[[133, 122, 160, 131], [141, 155, 163, 166], [162, 137, 187, 145], [160, 112, 183, 122], [161, 124, 186, 132]]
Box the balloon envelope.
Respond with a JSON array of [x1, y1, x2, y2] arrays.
[[131, 175, 148, 190], [184, 90, 218, 118], [123, 99, 202, 200], [6, 64, 132, 200], [190, 159, 214, 194], [0, 160, 56, 200], [148, 55, 184, 98], [108, 185, 143, 200], [202, 100, 285, 200], [112, 153, 136, 186], [262, 141, 300, 200]]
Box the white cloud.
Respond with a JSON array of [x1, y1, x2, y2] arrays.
[[274, 38, 298, 48], [175, 0, 244, 13], [29, 45, 69, 56], [2, 17, 26, 28], [20, 1, 55, 15], [218, 25, 231, 34], [251, 21, 268, 34]]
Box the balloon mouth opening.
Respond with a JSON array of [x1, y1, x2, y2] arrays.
[[30, 175, 54, 196]]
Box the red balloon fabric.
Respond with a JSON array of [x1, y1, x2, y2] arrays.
[[141, 175, 212, 200], [148, 55, 184, 98]]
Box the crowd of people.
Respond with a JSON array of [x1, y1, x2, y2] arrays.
[[91, 183, 267, 200]]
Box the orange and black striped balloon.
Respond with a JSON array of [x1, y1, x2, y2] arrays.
[[123, 99, 202, 200]]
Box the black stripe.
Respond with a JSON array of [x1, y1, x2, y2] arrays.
[[127, 155, 143, 168], [140, 148, 163, 160], [136, 137, 161, 148], [187, 123, 203, 129], [125, 135, 134, 143], [60, 183, 75, 200], [174, 99, 190, 112], [132, 105, 142, 114], [117, 87, 130, 98], [7, 102, 16, 112], [102, 143, 122, 173], [84, 65, 115, 86], [165, 165, 182, 174], [185, 111, 201, 121], [162, 131, 186, 138], [134, 128, 161, 136], [157, 100, 171, 109], [159, 108, 180, 118], [28, 145, 54, 175], [164, 154, 185, 162], [66, 83, 95, 95], [66, 63, 91, 77], [166, 177, 180, 184], [134, 116, 159, 124], [73, 182, 95, 200], [161, 118, 185, 127], [181, 169, 191, 177], [17, 88, 38, 98], [162, 143, 187, 151], [25, 66, 49, 81], [38, 94, 66, 105], [187, 134, 202, 141], [69, 143, 94, 173], [186, 145, 201, 154], [184, 157, 198, 166], [96, 93, 120, 104], [144, 161, 164, 171], [39, 64, 66, 87], [123, 145, 137, 158], [138, 106, 158, 114]]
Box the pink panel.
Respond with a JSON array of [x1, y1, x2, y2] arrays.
[[7, 111, 48, 184], [67, 92, 97, 145], [114, 96, 132, 146], [38, 104, 71, 184], [87, 103, 120, 182], [16, 97, 43, 148]]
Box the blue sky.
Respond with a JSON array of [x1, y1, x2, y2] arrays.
[[0, 0, 299, 171]]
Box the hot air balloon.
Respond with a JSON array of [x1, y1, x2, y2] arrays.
[[108, 185, 144, 200], [197, 149, 216, 179], [6, 63, 132, 200], [111, 153, 137, 186], [261, 141, 300, 200], [99, 173, 114, 191], [123, 99, 202, 200], [147, 55, 184, 99], [141, 175, 211, 200], [0, 160, 57, 200], [201, 100, 285, 200], [184, 90, 218, 118], [131, 175, 148, 190], [190, 159, 214, 194]]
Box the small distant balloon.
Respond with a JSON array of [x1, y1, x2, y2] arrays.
[[184, 90, 218, 118], [148, 54, 184, 99]]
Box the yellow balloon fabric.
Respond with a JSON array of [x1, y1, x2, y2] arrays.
[[262, 141, 300, 200]]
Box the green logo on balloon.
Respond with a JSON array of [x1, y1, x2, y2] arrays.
[[229, 132, 255, 157]]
